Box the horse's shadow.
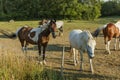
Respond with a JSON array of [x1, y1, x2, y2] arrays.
[[41, 68, 120, 80], [31, 44, 70, 52], [47, 44, 70, 52]]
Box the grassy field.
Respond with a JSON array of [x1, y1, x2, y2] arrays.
[[0, 17, 120, 80]]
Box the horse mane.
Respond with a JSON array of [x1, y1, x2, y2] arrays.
[[84, 30, 93, 39]]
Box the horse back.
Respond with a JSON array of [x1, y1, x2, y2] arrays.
[[69, 30, 83, 49]]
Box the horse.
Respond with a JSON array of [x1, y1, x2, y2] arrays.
[[56, 21, 64, 36], [38, 19, 64, 36], [0, 19, 57, 65], [39, 19, 48, 25], [69, 29, 96, 74], [93, 20, 120, 54]]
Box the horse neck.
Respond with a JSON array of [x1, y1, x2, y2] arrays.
[[82, 31, 94, 42], [41, 28, 51, 37]]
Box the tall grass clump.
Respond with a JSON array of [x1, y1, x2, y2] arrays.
[[0, 48, 44, 80], [0, 48, 63, 80]]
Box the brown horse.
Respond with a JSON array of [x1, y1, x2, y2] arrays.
[[93, 22, 120, 54], [0, 19, 57, 64]]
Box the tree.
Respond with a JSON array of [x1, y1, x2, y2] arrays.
[[101, 1, 119, 16]]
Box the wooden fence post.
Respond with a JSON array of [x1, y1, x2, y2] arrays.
[[61, 46, 65, 80]]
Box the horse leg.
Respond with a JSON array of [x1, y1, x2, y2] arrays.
[[119, 38, 120, 50], [89, 58, 94, 74], [75, 49, 79, 65], [72, 48, 77, 66], [80, 51, 83, 71], [42, 44, 47, 65], [107, 37, 111, 54], [38, 44, 42, 62], [38, 43, 42, 55], [114, 38, 117, 50], [24, 42, 29, 53], [104, 36, 108, 51], [19, 39, 25, 53]]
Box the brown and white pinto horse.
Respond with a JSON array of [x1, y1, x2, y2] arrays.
[[1, 19, 57, 64], [93, 21, 120, 54]]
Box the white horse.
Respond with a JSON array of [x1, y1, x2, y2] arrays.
[[56, 21, 64, 36], [69, 29, 96, 74]]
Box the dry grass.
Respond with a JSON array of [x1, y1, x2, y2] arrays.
[[0, 17, 120, 80]]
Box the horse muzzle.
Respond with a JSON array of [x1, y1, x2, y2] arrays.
[[52, 32, 56, 38], [89, 53, 95, 59]]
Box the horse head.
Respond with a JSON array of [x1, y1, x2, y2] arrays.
[[86, 31, 96, 58], [48, 19, 57, 38]]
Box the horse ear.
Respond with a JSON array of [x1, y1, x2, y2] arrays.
[[51, 19, 56, 22], [54, 19, 56, 22]]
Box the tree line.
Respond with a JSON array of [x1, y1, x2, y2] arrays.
[[0, 0, 120, 21]]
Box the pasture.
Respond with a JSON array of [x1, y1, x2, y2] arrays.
[[0, 17, 120, 80]]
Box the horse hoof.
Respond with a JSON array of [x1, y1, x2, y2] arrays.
[[90, 71, 94, 74], [43, 60, 47, 65], [39, 61, 43, 65], [104, 50, 110, 54], [79, 69, 83, 72], [74, 63, 77, 66]]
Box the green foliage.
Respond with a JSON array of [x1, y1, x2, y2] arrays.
[[101, 1, 120, 16], [0, 0, 102, 20]]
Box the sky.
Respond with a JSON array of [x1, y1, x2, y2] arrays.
[[103, 0, 109, 1]]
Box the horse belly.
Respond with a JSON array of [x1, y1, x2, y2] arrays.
[[69, 33, 82, 50]]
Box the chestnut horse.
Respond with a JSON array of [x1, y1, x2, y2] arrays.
[[0, 19, 57, 64], [93, 21, 120, 54]]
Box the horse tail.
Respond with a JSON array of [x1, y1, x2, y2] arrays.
[[0, 29, 17, 38], [93, 24, 107, 37], [0, 27, 23, 39]]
